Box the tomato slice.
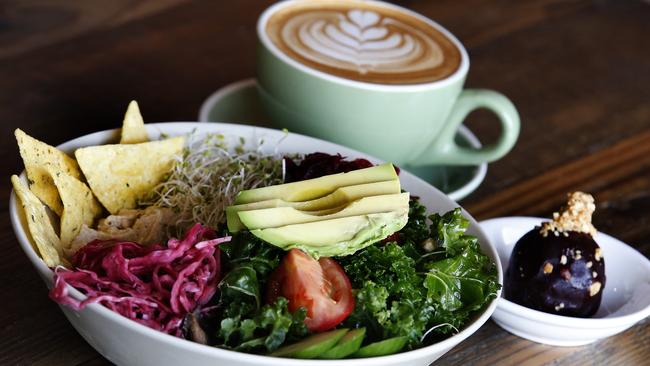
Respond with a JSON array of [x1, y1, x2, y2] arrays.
[[266, 249, 354, 332]]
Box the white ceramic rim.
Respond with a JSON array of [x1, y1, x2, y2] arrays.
[[197, 78, 487, 201], [10, 122, 500, 365], [482, 216, 650, 329], [257, 0, 470, 92]]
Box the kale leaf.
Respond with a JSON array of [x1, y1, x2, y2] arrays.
[[220, 231, 283, 280], [425, 240, 499, 312], [429, 208, 477, 256], [219, 265, 261, 309], [398, 195, 430, 251], [339, 242, 433, 346], [339, 242, 420, 300], [339, 200, 500, 349], [211, 232, 308, 352], [217, 297, 308, 352], [216, 232, 282, 319]]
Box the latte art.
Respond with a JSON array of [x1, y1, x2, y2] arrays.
[[286, 9, 444, 75], [266, 1, 461, 84]]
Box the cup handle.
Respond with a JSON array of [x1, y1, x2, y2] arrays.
[[414, 89, 520, 166]]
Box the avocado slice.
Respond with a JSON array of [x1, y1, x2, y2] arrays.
[[352, 336, 408, 358], [234, 163, 397, 204], [226, 180, 400, 232], [270, 329, 348, 359], [237, 192, 409, 230], [250, 210, 408, 258], [319, 328, 366, 359]]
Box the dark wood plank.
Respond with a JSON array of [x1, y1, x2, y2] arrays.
[[396, 0, 590, 47], [466, 130, 650, 224], [438, 318, 650, 366], [0, 0, 189, 59], [460, 0, 650, 201]]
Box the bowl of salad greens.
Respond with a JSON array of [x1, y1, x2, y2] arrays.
[[10, 122, 502, 366]]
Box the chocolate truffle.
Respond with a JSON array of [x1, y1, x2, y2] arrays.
[[505, 192, 605, 317]]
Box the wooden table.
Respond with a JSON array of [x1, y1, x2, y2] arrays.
[[1, 1, 648, 365]]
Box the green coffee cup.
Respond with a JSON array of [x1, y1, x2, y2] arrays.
[[256, 0, 519, 166]]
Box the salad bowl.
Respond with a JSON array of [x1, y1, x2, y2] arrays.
[[10, 122, 502, 366]]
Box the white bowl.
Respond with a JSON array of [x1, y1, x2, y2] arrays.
[[10, 122, 502, 366], [482, 216, 650, 346]]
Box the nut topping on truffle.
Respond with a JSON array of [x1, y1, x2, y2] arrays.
[[590, 282, 602, 297], [540, 192, 597, 237], [543, 262, 554, 274]]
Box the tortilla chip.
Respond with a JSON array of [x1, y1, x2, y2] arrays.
[[48, 167, 103, 247], [75, 136, 185, 214], [15, 129, 82, 216], [120, 100, 148, 144], [11, 175, 63, 267]]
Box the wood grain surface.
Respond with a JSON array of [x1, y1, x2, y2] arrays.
[[1, 1, 648, 365]]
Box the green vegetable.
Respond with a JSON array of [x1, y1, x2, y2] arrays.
[[425, 243, 498, 312], [217, 232, 283, 317], [270, 328, 348, 358], [339, 201, 499, 349], [339, 241, 432, 346], [217, 297, 308, 352], [203, 198, 497, 356], [220, 231, 283, 280], [398, 196, 430, 253], [319, 327, 366, 359], [339, 242, 420, 298], [219, 265, 261, 308], [213, 232, 308, 353], [429, 208, 479, 256], [251, 210, 408, 258], [352, 336, 408, 358]]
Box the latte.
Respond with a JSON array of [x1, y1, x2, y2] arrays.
[[265, 0, 462, 85]]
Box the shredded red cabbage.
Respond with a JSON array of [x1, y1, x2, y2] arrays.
[[49, 223, 230, 337]]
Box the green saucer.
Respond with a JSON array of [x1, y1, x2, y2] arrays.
[[198, 79, 486, 201]]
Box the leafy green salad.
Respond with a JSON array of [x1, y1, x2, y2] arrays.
[[45, 132, 499, 359], [213, 200, 499, 355]]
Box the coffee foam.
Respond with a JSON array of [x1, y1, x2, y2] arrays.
[[266, 1, 461, 84]]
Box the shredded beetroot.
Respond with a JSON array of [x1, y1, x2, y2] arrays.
[[284, 152, 397, 182], [382, 232, 401, 244], [49, 223, 230, 336]]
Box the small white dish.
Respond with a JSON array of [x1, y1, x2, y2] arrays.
[[481, 216, 650, 346], [198, 78, 487, 201], [10, 122, 501, 366]]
